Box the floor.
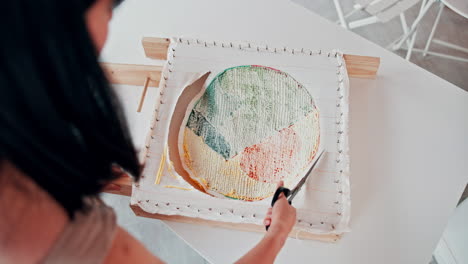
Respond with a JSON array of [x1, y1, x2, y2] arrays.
[[291, 0, 468, 92], [101, 193, 209, 263]]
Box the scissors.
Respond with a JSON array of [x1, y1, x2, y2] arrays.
[[265, 150, 325, 231]]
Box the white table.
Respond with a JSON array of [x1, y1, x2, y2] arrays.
[[101, 0, 468, 263]]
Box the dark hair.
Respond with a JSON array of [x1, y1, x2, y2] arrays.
[[0, 0, 140, 217]]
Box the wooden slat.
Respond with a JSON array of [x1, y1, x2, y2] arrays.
[[141, 37, 171, 60], [343, 54, 380, 79], [131, 204, 341, 242], [101, 63, 162, 87], [103, 174, 133, 196], [141, 37, 380, 79], [137, 77, 151, 112]]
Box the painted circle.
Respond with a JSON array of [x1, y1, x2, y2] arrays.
[[180, 65, 320, 200]]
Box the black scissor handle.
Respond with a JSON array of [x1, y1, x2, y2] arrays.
[[266, 187, 292, 231], [271, 187, 292, 207]]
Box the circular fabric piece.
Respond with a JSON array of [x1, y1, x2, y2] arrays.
[[179, 65, 320, 200]]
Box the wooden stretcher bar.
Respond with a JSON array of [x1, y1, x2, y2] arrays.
[[103, 174, 340, 242], [130, 204, 341, 242], [102, 37, 380, 84]]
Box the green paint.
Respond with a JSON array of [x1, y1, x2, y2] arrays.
[[186, 65, 316, 159]]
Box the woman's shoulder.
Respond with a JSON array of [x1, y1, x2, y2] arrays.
[[0, 159, 69, 264]]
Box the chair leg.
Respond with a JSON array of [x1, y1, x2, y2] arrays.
[[333, 0, 348, 29], [399, 13, 411, 48], [423, 2, 444, 57], [406, 30, 418, 60], [392, 0, 435, 50], [405, 0, 426, 60], [433, 39, 468, 55]]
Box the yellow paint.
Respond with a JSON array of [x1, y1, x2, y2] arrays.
[[164, 185, 192, 191], [154, 145, 167, 185]]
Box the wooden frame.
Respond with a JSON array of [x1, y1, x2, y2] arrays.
[[103, 37, 380, 242], [102, 37, 380, 83], [106, 175, 340, 242], [131, 204, 340, 242]]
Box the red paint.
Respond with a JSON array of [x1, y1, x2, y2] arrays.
[[251, 65, 281, 72], [240, 127, 300, 183]]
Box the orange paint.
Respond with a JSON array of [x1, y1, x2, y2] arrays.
[[240, 127, 300, 183]]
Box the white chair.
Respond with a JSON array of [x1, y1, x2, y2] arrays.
[[335, 0, 421, 29], [333, 0, 438, 60], [420, 0, 468, 63]]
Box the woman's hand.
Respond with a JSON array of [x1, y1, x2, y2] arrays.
[[263, 181, 296, 240], [235, 180, 296, 264]]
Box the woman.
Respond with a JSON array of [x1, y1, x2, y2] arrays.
[[0, 0, 296, 263]]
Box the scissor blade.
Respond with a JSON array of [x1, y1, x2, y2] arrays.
[[288, 150, 325, 202]]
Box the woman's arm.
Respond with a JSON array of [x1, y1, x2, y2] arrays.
[[235, 232, 288, 264], [104, 181, 294, 264], [236, 181, 296, 264]]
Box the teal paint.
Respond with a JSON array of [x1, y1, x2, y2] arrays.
[[186, 110, 232, 160]]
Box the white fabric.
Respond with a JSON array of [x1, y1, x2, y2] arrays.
[[131, 37, 351, 235]]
